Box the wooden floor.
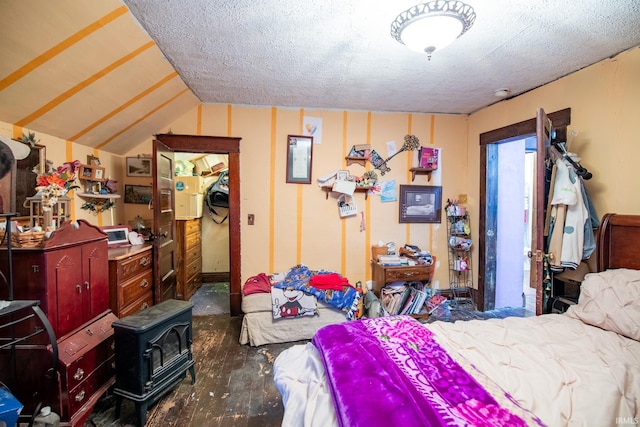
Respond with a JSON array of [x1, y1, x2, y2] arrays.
[[87, 314, 303, 427], [85, 282, 533, 426]]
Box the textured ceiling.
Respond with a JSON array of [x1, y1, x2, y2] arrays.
[[0, 1, 639, 155], [124, 0, 640, 114]]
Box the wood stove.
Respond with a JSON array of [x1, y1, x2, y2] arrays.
[[112, 299, 195, 427]]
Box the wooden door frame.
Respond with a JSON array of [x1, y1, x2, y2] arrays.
[[477, 108, 570, 312], [155, 134, 242, 316]]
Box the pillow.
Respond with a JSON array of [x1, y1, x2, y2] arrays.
[[565, 268, 640, 341]]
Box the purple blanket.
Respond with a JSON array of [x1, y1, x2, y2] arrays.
[[312, 316, 544, 427]]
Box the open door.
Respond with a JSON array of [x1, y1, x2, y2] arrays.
[[531, 108, 551, 315], [153, 139, 177, 303], [479, 108, 570, 314]]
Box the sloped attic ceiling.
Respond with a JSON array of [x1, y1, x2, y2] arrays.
[[1, 1, 640, 155], [0, 0, 199, 155]]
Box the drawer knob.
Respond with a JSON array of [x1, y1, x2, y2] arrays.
[[140, 257, 150, 266], [73, 368, 85, 381], [140, 279, 149, 288], [141, 302, 149, 310], [75, 390, 85, 402]]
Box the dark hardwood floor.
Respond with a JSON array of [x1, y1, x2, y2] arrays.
[[86, 284, 301, 427], [86, 283, 533, 426]]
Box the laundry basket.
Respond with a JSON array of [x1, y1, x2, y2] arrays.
[[337, 194, 357, 217]]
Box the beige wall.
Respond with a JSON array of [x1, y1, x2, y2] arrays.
[[126, 107, 468, 289], [466, 46, 640, 285], [0, 121, 124, 227], [3, 46, 638, 291]]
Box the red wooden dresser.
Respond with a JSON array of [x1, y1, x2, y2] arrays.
[[0, 219, 115, 426]]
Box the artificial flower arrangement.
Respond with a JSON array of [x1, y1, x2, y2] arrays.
[[35, 160, 82, 211]]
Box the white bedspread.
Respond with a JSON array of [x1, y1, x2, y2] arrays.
[[275, 313, 640, 426]]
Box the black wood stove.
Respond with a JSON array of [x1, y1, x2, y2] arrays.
[[112, 299, 195, 427]]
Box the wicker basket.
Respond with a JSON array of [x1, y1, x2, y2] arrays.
[[10, 231, 47, 248]]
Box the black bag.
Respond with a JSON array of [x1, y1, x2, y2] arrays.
[[205, 170, 229, 223]]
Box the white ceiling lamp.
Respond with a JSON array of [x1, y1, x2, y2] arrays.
[[391, 1, 476, 60]]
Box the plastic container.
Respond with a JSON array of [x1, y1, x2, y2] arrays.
[[33, 406, 60, 427]]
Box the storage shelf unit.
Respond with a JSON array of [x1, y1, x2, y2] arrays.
[[446, 211, 475, 309], [26, 196, 70, 229]]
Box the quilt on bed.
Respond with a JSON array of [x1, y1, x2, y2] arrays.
[[312, 316, 544, 427]]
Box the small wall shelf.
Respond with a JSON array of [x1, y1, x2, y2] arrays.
[[77, 193, 121, 200], [321, 186, 373, 200], [409, 167, 435, 182], [345, 156, 368, 167]]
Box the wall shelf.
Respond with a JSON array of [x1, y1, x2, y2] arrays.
[[78, 193, 121, 199], [345, 156, 368, 167], [409, 167, 435, 182], [321, 186, 372, 200]]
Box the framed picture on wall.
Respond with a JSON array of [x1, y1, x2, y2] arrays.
[[286, 135, 313, 184], [124, 184, 152, 204], [399, 185, 442, 223], [126, 157, 152, 177]]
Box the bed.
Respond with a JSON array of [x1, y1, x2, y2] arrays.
[[239, 267, 360, 347], [239, 293, 347, 346], [273, 213, 640, 426]]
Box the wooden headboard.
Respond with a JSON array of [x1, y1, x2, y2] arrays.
[[597, 213, 640, 271]]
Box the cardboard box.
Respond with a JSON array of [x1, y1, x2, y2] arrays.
[[175, 193, 203, 219], [175, 176, 204, 194]]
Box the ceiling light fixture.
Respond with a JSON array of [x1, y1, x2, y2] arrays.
[[391, 0, 476, 60]]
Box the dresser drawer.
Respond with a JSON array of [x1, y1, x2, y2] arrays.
[[184, 245, 201, 266], [185, 231, 201, 252], [116, 250, 152, 282], [185, 255, 202, 279], [119, 270, 153, 306], [67, 356, 114, 416], [185, 219, 201, 235], [185, 268, 202, 294], [120, 291, 154, 318], [61, 336, 113, 391], [384, 266, 432, 282]]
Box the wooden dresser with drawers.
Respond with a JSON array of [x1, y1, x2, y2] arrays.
[[175, 218, 203, 301], [108, 243, 154, 318]]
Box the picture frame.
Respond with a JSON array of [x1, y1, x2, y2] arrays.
[[336, 170, 350, 181], [398, 185, 442, 223], [87, 155, 101, 166], [79, 164, 106, 181], [126, 157, 152, 177], [124, 184, 153, 204], [286, 134, 313, 184]]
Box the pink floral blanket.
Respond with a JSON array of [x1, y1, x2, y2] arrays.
[[312, 316, 546, 427]]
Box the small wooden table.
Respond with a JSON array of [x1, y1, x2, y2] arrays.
[[370, 260, 434, 296]]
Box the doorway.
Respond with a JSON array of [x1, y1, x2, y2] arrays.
[[478, 108, 571, 313], [154, 134, 243, 316], [485, 137, 537, 312], [175, 152, 231, 315]]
